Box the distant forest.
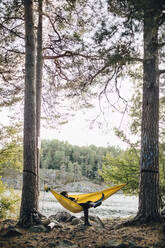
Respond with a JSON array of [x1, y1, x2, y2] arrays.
[[40, 139, 123, 181]]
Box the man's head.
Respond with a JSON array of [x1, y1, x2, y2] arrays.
[[60, 191, 68, 198]]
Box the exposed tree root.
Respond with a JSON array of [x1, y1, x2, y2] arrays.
[[119, 213, 164, 228], [17, 208, 47, 228]]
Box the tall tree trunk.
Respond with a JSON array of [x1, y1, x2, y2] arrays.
[[135, 10, 161, 222], [19, 0, 38, 222], [36, 0, 43, 207]]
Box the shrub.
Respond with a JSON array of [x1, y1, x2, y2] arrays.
[[0, 178, 20, 219]]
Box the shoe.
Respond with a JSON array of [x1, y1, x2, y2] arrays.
[[96, 193, 104, 202], [101, 193, 104, 200], [93, 193, 104, 208]]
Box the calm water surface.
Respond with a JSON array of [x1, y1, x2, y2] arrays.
[[39, 191, 138, 219]]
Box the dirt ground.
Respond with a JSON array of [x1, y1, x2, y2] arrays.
[[0, 218, 165, 248]]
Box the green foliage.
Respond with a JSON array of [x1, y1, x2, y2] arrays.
[[40, 139, 123, 180], [0, 122, 22, 219], [99, 149, 140, 194], [0, 178, 20, 219], [0, 123, 23, 172]]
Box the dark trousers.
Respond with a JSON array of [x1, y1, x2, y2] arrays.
[[79, 201, 91, 225], [79, 196, 104, 225]]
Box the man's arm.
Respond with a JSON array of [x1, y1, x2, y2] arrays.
[[68, 196, 77, 202]]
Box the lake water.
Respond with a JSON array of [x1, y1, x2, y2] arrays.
[[39, 191, 138, 219]]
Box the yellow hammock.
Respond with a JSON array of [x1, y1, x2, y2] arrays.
[[44, 184, 126, 213]]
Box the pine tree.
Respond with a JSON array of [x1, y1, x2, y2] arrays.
[[19, 0, 38, 226], [99, 0, 165, 223]]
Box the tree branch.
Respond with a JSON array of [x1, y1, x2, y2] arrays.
[[159, 69, 165, 75], [43, 51, 100, 60], [42, 12, 62, 43], [158, 42, 165, 48], [158, 13, 165, 26], [0, 23, 24, 39]]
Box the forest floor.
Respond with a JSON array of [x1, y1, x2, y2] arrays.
[[0, 218, 165, 248]]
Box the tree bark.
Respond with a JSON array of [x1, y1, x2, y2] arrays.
[[19, 0, 38, 222], [135, 10, 161, 222], [36, 0, 43, 208]]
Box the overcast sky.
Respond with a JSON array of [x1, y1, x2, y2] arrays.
[[40, 92, 132, 149], [40, 112, 127, 148]]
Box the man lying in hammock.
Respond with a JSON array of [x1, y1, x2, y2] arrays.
[[60, 191, 104, 226]]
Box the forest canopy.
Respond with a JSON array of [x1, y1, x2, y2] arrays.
[[40, 139, 122, 179]]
